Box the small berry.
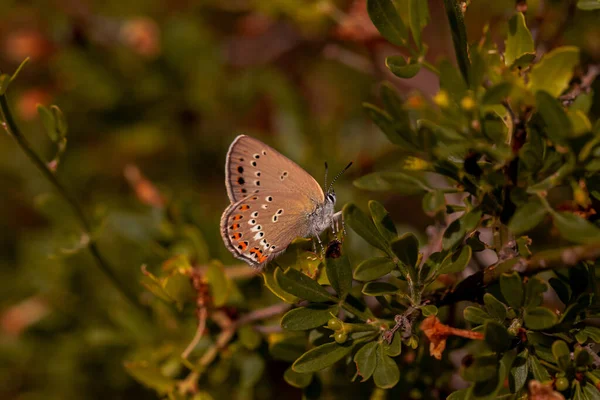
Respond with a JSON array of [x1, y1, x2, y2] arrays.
[[334, 332, 348, 344], [327, 318, 342, 331], [555, 377, 570, 391]]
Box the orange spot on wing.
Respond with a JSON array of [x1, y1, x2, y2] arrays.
[[258, 254, 268, 263], [237, 241, 248, 251], [231, 233, 242, 240], [233, 214, 243, 221], [239, 204, 250, 211]]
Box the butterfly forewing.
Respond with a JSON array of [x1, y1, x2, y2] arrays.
[[225, 135, 324, 203], [220, 190, 316, 267]]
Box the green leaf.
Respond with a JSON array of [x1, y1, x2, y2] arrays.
[[535, 91, 572, 144], [367, 0, 408, 47], [0, 58, 29, 95], [292, 342, 353, 373], [362, 282, 400, 296], [422, 190, 446, 215], [124, 361, 176, 394], [569, 109, 592, 136], [438, 245, 472, 274], [549, 277, 572, 305], [508, 198, 548, 235], [207, 260, 231, 307], [582, 383, 600, 400], [464, 306, 492, 325], [284, 366, 313, 388], [238, 325, 262, 350], [482, 82, 514, 105], [262, 269, 298, 303], [275, 267, 334, 303], [524, 307, 559, 330], [51, 105, 68, 137], [369, 200, 397, 242], [380, 82, 408, 122], [524, 277, 548, 309], [408, 0, 429, 50], [0, 74, 10, 96], [37, 105, 59, 142], [447, 389, 470, 400], [354, 342, 378, 382], [575, 348, 591, 367], [363, 103, 413, 148], [373, 349, 400, 389], [390, 232, 419, 268], [421, 305, 438, 317], [353, 257, 395, 281], [442, 209, 482, 250], [461, 355, 498, 382], [418, 119, 464, 141], [442, 0, 470, 82], [500, 272, 524, 309], [510, 350, 529, 393], [552, 340, 571, 371], [269, 334, 306, 362], [439, 60, 468, 101], [386, 56, 421, 78], [325, 251, 353, 299], [553, 212, 600, 244], [528, 354, 551, 381], [281, 305, 339, 331], [354, 171, 429, 195], [239, 353, 265, 388], [483, 293, 507, 321], [484, 320, 510, 353], [343, 203, 390, 253], [578, 0, 600, 10], [382, 331, 402, 356], [529, 46, 580, 97], [504, 12, 535, 67]]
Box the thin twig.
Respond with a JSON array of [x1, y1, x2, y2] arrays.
[[178, 302, 291, 395], [181, 306, 208, 360], [560, 65, 600, 106], [0, 94, 143, 312]]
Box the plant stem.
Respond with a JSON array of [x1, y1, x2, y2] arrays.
[[0, 94, 143, 312], [442, 0, 471, 83], [421, 59, 440, 75]]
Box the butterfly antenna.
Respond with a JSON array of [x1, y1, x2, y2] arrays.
[[327, 161, 353, 192], [324, 161, 329, 190]]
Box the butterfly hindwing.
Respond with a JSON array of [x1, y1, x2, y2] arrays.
[[225, 135, 324, 203], [220, 190, 316, 268]]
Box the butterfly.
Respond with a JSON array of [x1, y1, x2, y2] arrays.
[[220, 135, 351, 269]]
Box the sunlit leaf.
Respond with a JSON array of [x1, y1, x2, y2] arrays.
[[529, 46, 580, 97]]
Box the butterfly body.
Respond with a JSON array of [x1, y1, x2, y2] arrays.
[[220, 135, 342, 269]]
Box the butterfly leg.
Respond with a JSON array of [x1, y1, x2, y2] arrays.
[[315, 233, 325, 255], [332, 211, 345, 237]]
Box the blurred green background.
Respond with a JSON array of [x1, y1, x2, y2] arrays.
[[1, 0, 599, 398]]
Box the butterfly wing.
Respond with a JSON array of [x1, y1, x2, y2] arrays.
[[221, 190, 316, 268], [225, 135, 324, 203]]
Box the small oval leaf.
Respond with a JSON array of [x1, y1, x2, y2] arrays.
[[292, 342, 353, 373]]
